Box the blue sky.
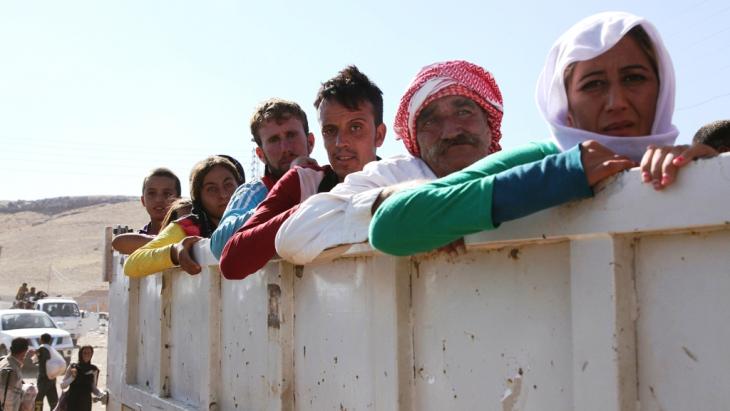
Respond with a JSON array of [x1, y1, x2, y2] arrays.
[[1, 0, 728, 200]]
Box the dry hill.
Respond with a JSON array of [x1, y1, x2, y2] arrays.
[[0, 198, 146, 300]]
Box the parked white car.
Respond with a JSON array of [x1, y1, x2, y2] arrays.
[[0, 309, 74, 362], [33, 298, 87, 346]]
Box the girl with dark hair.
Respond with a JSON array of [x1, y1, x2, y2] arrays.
[[59, 345, 102, 411], [124, 156, 243, 277]]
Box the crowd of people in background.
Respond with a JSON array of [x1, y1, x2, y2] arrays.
[[113, 11, 730, 279]]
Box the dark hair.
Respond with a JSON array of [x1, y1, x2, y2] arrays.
[[40, 333, 52, 344], [10, 337, 29, 355], [250, 99, 309, 146], [78, 345, 93, 363], [626, 25, 659, 78], [161, 198, 194, 229], [142, 168, 182, 197], [187, 156, 244, 237], [693, 120, 730, 152], [314, 65, 384, 125], [217, 155, 246, 183], [189, 156, 243, 204], [564, 25, 659, 89]]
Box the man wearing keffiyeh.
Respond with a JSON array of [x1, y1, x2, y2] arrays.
[[394, 60, 503, 176], [275, 60, 505, 265]]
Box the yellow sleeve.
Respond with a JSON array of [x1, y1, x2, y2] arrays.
[[123, 223, 186, 278]]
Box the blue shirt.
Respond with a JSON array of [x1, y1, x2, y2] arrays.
[[209, 178, 271, 259]]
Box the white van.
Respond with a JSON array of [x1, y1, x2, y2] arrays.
[[34, 298, 84, 346]]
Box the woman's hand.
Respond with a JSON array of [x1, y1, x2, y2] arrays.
[[70, 368, 78, 378], [640, 143, 718, 190], [171, 236, 203, 275], [580, 140, 636, 186]]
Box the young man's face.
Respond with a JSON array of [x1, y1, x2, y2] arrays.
[[141, 176, 178, 223], [415, 95, 492, 177], [319, 99, 385, 181], [255, 116, 315, 179]]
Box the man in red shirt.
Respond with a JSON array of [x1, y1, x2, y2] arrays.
[[219, 66, 386, 279]]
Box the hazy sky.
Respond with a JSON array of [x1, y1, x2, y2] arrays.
[[1, 0, 728, 200]]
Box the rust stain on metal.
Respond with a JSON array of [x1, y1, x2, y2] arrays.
[[501, 371, 523, 411], [267, 284, 281, 329], [682, 346, 699, 362], [508, 248, 520, 260]]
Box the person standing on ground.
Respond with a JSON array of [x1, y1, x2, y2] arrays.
[[34, 334, 58, 410], [0, 338, 30, 411], [59, 346, 103, 411]]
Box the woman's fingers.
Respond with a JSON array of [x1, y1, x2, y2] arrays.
[[641, 143, 718, 189], [673, 143, 718, 166]]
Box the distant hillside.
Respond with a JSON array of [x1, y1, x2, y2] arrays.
[[0, 196, 136, 215], [0, 198, 147, 299]]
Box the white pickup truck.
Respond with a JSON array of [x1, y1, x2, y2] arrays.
[[33, 298, 87, 346], [0, 309, 74, 362]]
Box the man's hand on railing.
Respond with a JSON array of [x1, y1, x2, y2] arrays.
[[171, 236, 203, 275]]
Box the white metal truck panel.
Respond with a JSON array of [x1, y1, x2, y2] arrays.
[[294, 256, 405, 411], [104, 155, 730, 411], [411, 243, 573, 410], [169, 269, 210, 405], [135, 275, 164, 393], [635, 230, 730, 411], [219, 267, 276, 410]]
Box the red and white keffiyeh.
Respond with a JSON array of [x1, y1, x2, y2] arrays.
[[394, 60, 503, 158]]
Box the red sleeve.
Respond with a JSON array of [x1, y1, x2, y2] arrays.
[[219, 168, 303, 279]]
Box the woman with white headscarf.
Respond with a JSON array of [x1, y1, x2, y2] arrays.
[[370, 11, 717, 256], [537, 11, 716, 189]]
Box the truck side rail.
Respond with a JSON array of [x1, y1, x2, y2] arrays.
[[106, 155, 730, 411]]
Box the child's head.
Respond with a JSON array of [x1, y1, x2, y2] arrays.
[[693, 120, 730, 153], [161, 198, 193, 229], [141, 168, 181, 223], [189, 156, 243, 221]]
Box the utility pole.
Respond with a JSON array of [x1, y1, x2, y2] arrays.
[[250, 146, 261, 180]]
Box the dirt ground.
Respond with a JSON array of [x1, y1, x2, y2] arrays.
[[0, 199, 138, 410], [22, 327, 109, 411]]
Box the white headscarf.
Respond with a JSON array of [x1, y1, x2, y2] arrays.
[[536, 11, 678, 161]]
